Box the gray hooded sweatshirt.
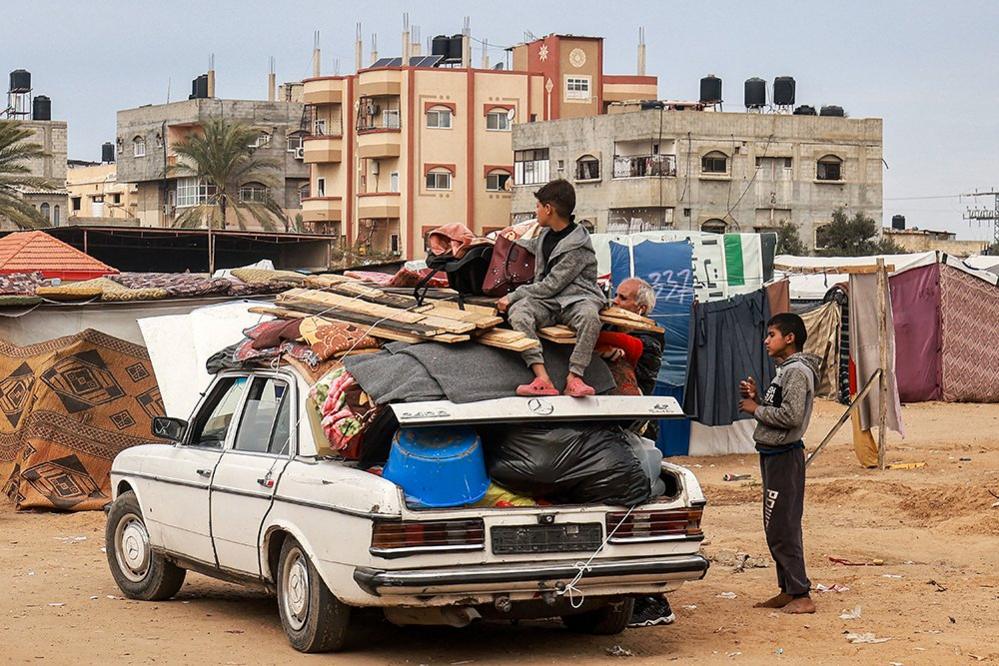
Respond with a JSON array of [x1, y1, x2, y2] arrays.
[[753, 352, 822, 450], [506, 223, 607, 309]]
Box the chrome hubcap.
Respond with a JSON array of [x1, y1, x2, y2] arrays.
[[115, 514, 150, 582], [282, 547, 310, 631]]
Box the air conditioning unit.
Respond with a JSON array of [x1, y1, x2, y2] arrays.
[[294, 147, 305, 160]]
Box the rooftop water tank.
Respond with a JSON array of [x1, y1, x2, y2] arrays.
[[9, 69, 30, 93], [190, 74, 209, 99], [32, 95, 51, 121], [820, 105, 845, 117], [102, 142, 115, 163], [431, 34, 450, 57], [447, 34, 463, 61], [774, 76, 796, 106], [744, 77, 766, 109], [892, 214, 906, 231], [793, 104, 817, 115], [700, 75, 722, 105]]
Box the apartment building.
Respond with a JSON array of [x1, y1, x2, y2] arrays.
[[511, 102, 884, 250], [300, 33, 657, 258], [115, 97, 309, 229], [66, 162, 139, 222], [0, 118, 69, 230]]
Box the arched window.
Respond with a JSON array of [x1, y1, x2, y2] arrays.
[[701, 218, 727, 234], [486, 108, 511, 131], [425, 167, 453, 191], [701, 151, 728, 174], [53, 205, 60, 225], [239, 182, 268, 203], [575, 154, 600, 181], [40, 203, 50, 222], [132, 136, 146, 158], [485, 169, 511, 192], [816, 155, 843, 181], [425, 106, 453, 129]]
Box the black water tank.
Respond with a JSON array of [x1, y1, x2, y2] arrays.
[[892, 214, 906, 231], [793, 104, 817, 115], [744, 77, 766, 108], [820, 105, 845, 117], [102, 141, 115, 163], [32, 95, 51, 121], [9, 69, 30, 92], [191, 74, 209, 99], [432, 35, 450, 57], [700, 75, 722, 104], [774, 76, 796, 105], [447, 34, 463, 61]]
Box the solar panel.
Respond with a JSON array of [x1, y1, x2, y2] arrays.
[[387, 57, 403, 67], [371, 57, 394, 67], [408, 54, 444, 68]]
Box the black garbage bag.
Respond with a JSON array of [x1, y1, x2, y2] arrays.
[[482, 424, 652, 507]]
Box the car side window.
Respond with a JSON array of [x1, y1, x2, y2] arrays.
[[188, 377, 248, 448], [233, 377, 291, 455]]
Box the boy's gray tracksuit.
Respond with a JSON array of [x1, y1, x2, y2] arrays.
[[752, 352, 821, 597], [506, 224, 607, 377]]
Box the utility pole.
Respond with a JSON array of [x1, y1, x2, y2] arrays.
[[963, 188, 999, 247]]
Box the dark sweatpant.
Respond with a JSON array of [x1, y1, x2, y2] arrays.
[[759, 446, 811, 596]]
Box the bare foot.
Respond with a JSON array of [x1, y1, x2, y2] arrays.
[[782, 596, 816, 614], [753, 593, 793, 608]]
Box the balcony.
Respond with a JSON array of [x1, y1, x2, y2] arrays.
[[303, 78, 345, 105], [357, 192, 401, 219], [357, 70, 402, 97], [357, 128, 401, 159], [612, 154, 677, 179], [302, 135, 343, 164], [301, 196, 343, 223]]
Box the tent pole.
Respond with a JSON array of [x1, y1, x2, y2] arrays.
[[805, 369, 880, 468], [876, 258, 888, 470]]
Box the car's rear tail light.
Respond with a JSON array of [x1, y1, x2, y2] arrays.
[[370, 519, 485, 558], [605, 508, 703, 543]]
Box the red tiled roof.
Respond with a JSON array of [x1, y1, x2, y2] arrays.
[[0, 231, 118, 280]]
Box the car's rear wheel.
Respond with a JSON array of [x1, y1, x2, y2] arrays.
[[562, 597, 635, 635], [277, 536, 350, 653], [105, 490, 186, 601]]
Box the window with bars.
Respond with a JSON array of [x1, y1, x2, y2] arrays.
[[514, 148, 550, 186], [239, 183, 268, 203], [816, 155, 843, 181], [701, 151, 728, 174], [565, 76, 591, 100], [486, 111, 510, 131], [426, 108, 452, 129], [176, 178, 218, 208], [132, 136, 146, 158], [575, 155, 600, 181], [426, 171, 452, 190]]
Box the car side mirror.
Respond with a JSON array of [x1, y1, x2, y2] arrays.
[[152, 416, 189, 443]]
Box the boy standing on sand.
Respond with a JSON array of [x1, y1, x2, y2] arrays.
[[496, 179, 606, 397], [739, 313, 821, 614]]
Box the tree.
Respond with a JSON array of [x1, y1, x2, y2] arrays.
[[170, 118, 289, 231], [817, 207, 905, 257], [776, 219, 808, 256], [0, 120, 55, 229]]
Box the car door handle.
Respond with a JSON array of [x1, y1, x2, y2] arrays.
[[196, 468, 212, 478]]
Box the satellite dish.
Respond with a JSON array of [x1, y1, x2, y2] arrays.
[[506, 107, 517, 122]]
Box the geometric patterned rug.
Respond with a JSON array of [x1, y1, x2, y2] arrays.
[[0, 329, 165, 511], [940, 264, 999, 403]]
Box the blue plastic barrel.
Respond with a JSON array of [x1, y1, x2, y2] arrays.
[[383, 427, 490, 508]]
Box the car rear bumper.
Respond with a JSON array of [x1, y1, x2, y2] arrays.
[[354, 553, 709, 596]]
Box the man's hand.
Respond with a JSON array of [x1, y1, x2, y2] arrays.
[[600, 347, 625, 362], [496, 296, 510, 313], [739, 376, 758, 400], [739, 398, 759, 415]]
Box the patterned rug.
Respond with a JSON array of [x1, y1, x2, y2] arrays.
[[940, 265, 999, 402], [0, 329, 165, 511]]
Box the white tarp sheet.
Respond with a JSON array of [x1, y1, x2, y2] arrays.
[[775, 252, 938, 301]]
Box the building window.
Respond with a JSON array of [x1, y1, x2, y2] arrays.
[[383, 109, 401, 129], [701, 218, 727, 234], [40, 203, 50, 222], [575, 154, 600, 181], [486, 110, 510, 131], [486, 171, 511, 192], [176, 177, 218, 207], [248, 132, 271, 148], [132, 136, 146, 158], [390, 234, 401, 255], [112, 193, 122, 204], [514, 148, 550, 186], [701, 151, 728, 174], [287, 133, 304, 152], [71, 197, 81, 212], [565, 76, 591, 101], [239, 182, 268, 203], [314, 119, 326, 136], [52, 205, 59, 225], [426, 108, 452, 129], [426, 170, 452, 191], [816, 155, 843, 181], [298, 184, 309, 204], [316, 177, 326, 197], [390, 171, 400, 193]]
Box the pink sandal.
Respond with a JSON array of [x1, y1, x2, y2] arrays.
[[516, 377, 560, 397], [564, 375, 596, 398]]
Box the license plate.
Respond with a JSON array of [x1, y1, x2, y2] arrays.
[[491, 523, 603, 555]]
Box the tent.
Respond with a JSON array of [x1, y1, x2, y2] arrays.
[[776, 251, 937, 301]]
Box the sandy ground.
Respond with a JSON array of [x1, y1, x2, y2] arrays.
[[2, 399, 999, 665]]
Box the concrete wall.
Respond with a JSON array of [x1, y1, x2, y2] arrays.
[[512, 109, 884, 249], [66, 163, 139, 221]]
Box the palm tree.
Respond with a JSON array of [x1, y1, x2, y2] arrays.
[[170, 118, 290, 231], [0, 119, 54, 229]]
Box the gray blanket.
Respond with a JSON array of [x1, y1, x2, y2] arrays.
[[345, 341, 615, 404]]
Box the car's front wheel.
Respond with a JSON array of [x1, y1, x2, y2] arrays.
[[562, 597, 635, 635], [105, 490, 186, 600], [276, 536, 350, 653]]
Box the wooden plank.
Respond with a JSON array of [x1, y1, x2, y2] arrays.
[[248, 306, 425, 343], [599, 314, 665, 334], [474, 328, 540, 352], [428, 299, 498, 316], [304, 274, 354, 288], [278, 289, 476, 335], [876, 258, 889, 470], [329, 281, 419, 310], [418, 302, 503, 329], [539, 329, 576, 344], [539, 325, 576, 339], [277, 296, 447, 338], [773, 263, 895, 275]]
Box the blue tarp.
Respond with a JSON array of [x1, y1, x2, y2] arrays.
[[611, 240, 696, 454]]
